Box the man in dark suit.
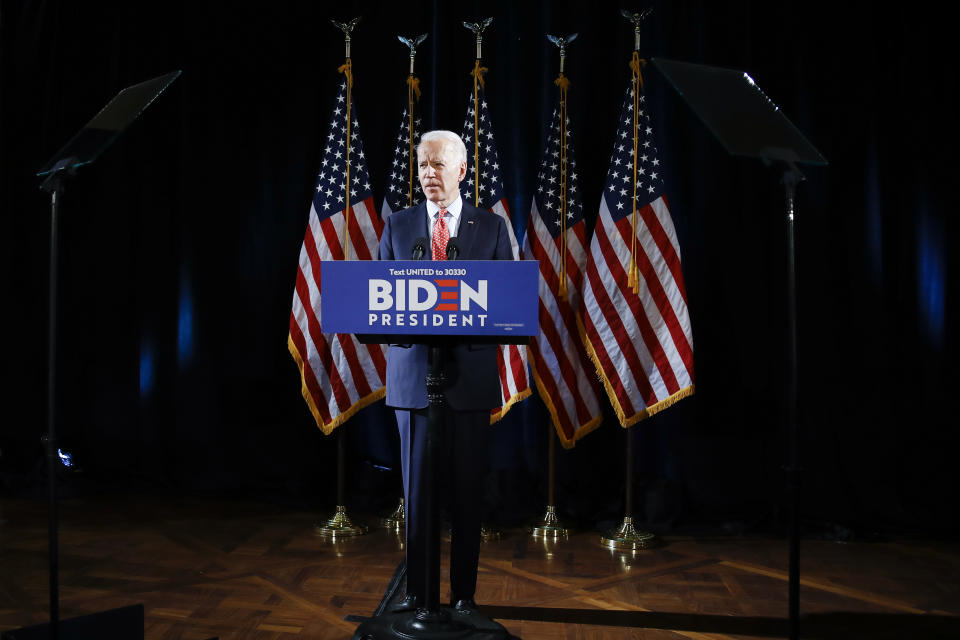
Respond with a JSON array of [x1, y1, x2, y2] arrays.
[[378, 130, 513, 613]]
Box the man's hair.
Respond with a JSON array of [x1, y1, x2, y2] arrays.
[[418, 130, 468, 166]]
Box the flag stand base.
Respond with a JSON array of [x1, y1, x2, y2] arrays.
[[600, 516, 656, 550], [531, 505, 569, 538], [380, 498, 405, 530], [314, 505, 368, 538]]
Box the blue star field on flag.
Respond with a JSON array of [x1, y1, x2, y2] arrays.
[[383, 106, 423, 216], [459, 87, 506, 210], [603, 87, 665, 221], [312, 81, 373, 220], [534, 108, 585, 236]]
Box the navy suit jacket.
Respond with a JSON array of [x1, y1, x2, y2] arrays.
[[377, 200, 514, 411]]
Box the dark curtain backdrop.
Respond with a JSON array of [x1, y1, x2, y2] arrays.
[[2, 1, 955, 537]]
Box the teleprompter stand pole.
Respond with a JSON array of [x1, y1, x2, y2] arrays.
[[645, 56, 828, 640], [781, 163, 803, 640], [22, 71, 181, 640], [39, 162, 73, 640]]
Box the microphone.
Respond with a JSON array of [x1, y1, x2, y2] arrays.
[[445, 237, 461, 261], [411, 237, 428, 260]]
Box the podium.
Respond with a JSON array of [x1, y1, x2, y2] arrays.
[[322, 259, 537, 639]]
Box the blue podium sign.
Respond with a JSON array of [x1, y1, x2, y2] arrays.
[[321, 260, 539, 337]]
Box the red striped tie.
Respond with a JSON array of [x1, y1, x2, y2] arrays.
[[431, 208, 449, 260]]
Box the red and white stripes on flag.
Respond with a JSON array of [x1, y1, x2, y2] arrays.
[[460, 71, 531, 422], [523, 94, 603, 447], [288, 76, 386, 434], [581, 74, 695, 427]]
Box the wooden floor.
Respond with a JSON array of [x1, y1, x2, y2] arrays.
[[1, 495, 958, 639]]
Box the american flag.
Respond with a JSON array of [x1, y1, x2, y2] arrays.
[[380, 100, 423, 219], [288, 77, 386, 434], [580, 77, 695, 427], [523, 99, 604, 446], [459, 80, 531, 422]]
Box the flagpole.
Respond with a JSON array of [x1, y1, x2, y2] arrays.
[[531, 422, 569, 539], [552, 34, 574, 300], [472, 66, 480, 208], [314, 18, 367, 540], [630, 55, 640, 293], [332, 18, 359, 260], [408, 77, 415, 206], [601, 426, 656, 550], [531, 33, 580, 541], [400, 34, 427, 207], [601, 8, 657, 552], [381, 33, 427, 533], [462, 17, 504, 543], [623, 8, 651, 293], [407, 53, 417, 209], [314, 427, 369, 537], [465, 18, 491, 208]]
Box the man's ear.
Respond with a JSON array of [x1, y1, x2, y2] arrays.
[[457, 162, 467, 182]]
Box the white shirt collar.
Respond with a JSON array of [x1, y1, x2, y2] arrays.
[[426, 195, 463, 237]]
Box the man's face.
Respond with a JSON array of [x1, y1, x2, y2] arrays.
[[418, 139, 466, 206]]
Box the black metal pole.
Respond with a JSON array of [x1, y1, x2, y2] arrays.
[[547, 425, 555, 506], [353, 341, 506, 637], [417, 343, 448, 624], [337, 425, 346, 506], [625, 427, 633, 520], [783, 166, 802, 640], [45, 182, 62, 637]]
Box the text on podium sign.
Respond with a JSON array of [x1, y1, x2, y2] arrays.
[[320, 260, 539, 336]]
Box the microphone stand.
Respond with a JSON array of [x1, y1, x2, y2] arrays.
[[412, 237, 428, 261], [445, 238, 461, 261]]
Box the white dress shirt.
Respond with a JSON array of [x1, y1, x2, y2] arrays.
[[425, 196, 463, 238]]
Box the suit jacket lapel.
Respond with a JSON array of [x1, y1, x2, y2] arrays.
[[417, 201, 430, 240], [456, 204, 479, 258]]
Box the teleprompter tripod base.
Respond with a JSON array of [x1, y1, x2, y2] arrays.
[[600, 516, 656, 550], [352, 605, 512, 640]]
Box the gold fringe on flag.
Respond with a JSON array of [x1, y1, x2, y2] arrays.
[[575, 313, 695, 428], [527, 349, 602, 447], [288, 334, 385, 434]]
